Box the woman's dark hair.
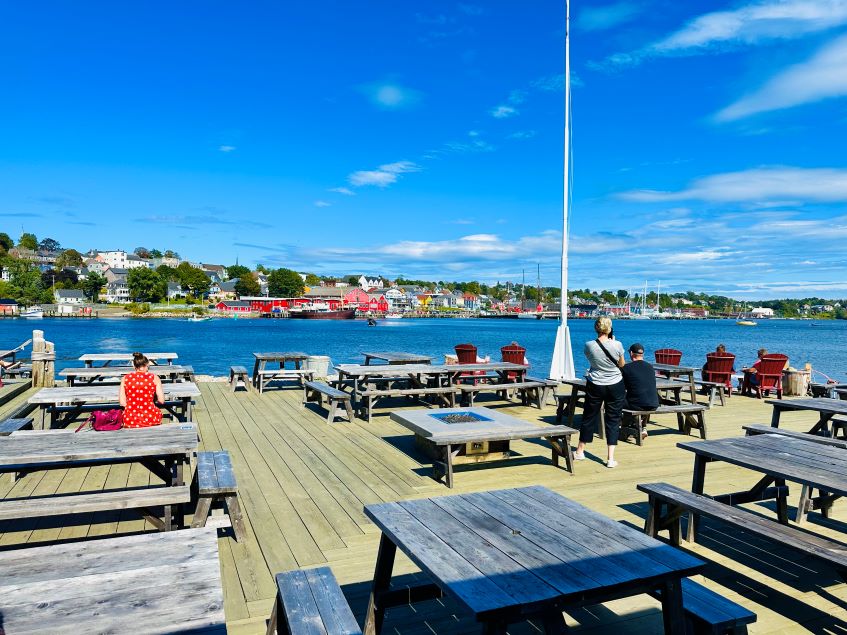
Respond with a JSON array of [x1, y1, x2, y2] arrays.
[[716, 344, 726, 354], [132, 352, 150, 369]]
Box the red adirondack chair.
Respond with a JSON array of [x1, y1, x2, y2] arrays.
[[455, 343, 482, 384], [703, 353, 736, 396], [500, 343, 528, 382], [655, 348, 682, 366], [743, 354, 788, 399]]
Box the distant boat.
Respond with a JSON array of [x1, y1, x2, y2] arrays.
[[736, 320, 757, 326], [188, 315, 212, 322], [289, 303, 356, 320], [20, 306, 43, 319], [384, 312, 403, 319]]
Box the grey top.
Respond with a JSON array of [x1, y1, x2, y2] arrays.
[[584, 338, 625, 386]]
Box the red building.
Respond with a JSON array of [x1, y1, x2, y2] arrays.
[[215, 300, 252, 313]]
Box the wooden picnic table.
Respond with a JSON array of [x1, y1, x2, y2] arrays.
[[0, 526, 224, 633], [767, 397, 847, 435], [679, 433, 847, 527], [363, 485, 704, 634], [0, 424, 197, 531], [363, 351, 433, 365], [252, 351, 310, 388], [79, 352, 178, 367], [59, 364, 195, 386], [28, 382, 201, 429], [653, 363, 698, 404]]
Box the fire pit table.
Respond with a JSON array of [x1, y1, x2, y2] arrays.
[[390, 407, 577, 487]]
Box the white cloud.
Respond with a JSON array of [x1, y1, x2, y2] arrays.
[[578, 2, 642, 31], [619, 166, 847, 203], [444, 131, 496, 153], [530, 72, 583, 90], [656, 248, 735, 265], [347, 161, 421, 188], [314, 200, 331, 208], [491, 105, 518, 119], [329, 187, 355, 196], [715, 34, 847, 121], [508, 89, 527, 104], [218, 145, 236, 152], [508, 130, 537, 140], [360, 81, 422, 110]]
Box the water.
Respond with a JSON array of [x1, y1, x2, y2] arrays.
[[2, 317, 845, 380]]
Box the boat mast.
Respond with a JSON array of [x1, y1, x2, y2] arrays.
[[550, 0, 575, 380]]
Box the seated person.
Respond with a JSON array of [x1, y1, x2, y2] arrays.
[[742, 348, 768, 389], [622, 343, 659, 439], [119, 352, 165, 428]]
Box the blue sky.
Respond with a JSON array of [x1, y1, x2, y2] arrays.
[[2, 1, 847, 298]]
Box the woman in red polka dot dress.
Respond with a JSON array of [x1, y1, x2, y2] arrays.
[[119, 352, 165, 428]]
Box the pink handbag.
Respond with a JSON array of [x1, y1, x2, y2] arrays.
[[76, 409, 123, 432]]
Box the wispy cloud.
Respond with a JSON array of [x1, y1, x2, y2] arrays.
[[347, 160, 421, 188], [618, 166, 847, 203], [444, 130, 496, 153], [328, 187, 355, 196], [491, 105, 518, 119], [360, 81, 422, 110], [599, 0, 847, 67], [139, 214, 271, 229], [578, 2, 643, 31], [715, 33, 847, 121], [0, 212, 43, 218], [314, 200, 331, 208], [218, 145, 236, 153], [508, 130, 537, 140]]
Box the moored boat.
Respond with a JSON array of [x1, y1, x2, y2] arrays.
[[384, 312, 403, 319], [20, 306, 44, 318], [289, 303, 356, 320]]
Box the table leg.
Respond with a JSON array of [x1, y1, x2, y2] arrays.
[[174, 458, 185, 529], [809, 413, 833, 436], [540, 609, 568, 634], [566, 390, 579, 426], [774, 477, 789, 524], [688, 454, 707, 542], [364, 533, 398, 635], [770, 407, 782, 428], [660, 578, 686, 635], [687, 371, 696, 405]]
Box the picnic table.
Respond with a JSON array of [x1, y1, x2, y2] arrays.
[[363, 485, 704, 633], [0, 424, 197, 531], [767, 397, 847, 435], [0, 526, 224, 633], [679, 433, 847, 527], [60, 364, 195, 386], [79, 352, 178, 367], [363, 351, 433, 365], [252, 351, 311, 391], [391, 407, 576, 486], [28, 382, 201, 429], [654, 363, 698, 404]]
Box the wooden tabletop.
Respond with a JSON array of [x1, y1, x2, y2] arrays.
[[60, 365, 192, 378], [28, 382, 202, 405], [364, 485, 703, 622], [766, 398, 847, 415], [0, 424, 198, 466], [363, 351, 433, 364], [653, 363, 698, 373], [559, 377, 681, 390], [391, 407, 547, 439], [336, 362, 526, 377], [678, 434, 847, 497], [78, 352, 178, 362], [0, 527, 224, 634], [253, 351, 309, 361]]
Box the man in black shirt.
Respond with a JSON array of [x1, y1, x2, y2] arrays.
[[621, 343, 659, 440]]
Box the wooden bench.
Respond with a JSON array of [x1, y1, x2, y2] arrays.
[[459, 377, 555, 408], [192, 450, 246, 541], [257, 368, 315, 393], [0, 417, 33, 436], [673, 378, 727, 408], [358, 386, 458, 422], [622, 404, 708, 445], [638, 482, 847, 577], [229, 365, 250, 392], [650, 578, 756, 634], [303, 381, 354, 423], [266, 566, 361, 635]]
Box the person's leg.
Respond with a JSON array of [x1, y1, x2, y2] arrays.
[[604, 381, 627, 465], [576, 381, 603, 457]]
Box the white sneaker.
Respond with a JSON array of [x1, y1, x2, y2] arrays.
[[573, 451, 586, 461], [606, 460, 618, 468]]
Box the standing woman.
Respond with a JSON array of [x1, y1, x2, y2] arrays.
[[119, 352, 165, 428], [574, 317, 626, 467]]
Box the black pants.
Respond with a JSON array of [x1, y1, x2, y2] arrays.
[[581, 380, 626, 445]]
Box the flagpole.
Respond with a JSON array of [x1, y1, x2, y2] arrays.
[[550, 0, 575, 381]]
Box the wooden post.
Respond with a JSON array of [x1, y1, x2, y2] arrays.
[[31, 330, 56, 388]]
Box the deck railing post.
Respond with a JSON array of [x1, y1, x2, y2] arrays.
[[31, 329, 56, 388]]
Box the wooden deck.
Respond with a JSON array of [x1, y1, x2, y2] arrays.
[[2, 382, 847, 634]]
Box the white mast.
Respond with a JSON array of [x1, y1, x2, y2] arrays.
[[550, 0, 575, 381]]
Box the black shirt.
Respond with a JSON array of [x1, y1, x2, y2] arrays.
[[621, 359, 659, 410]]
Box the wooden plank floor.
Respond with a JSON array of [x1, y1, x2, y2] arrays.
[[3, 381, 847, 633]]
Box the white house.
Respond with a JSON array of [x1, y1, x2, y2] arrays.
[[55, 289, 85, 305], [103, 268, 130, 303], [358, 275, 383, 290], [125, 253, 152, 270], [751, 307, 774, 319], [95, 250, 129, 269]]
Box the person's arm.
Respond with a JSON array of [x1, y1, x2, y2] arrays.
[[154, 376, 165, 404], [616, 342, 625, 368], [119, 376, 127, 408]]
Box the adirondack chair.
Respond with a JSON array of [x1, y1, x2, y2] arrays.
[[655, 348, 682, 366], [743, 354, 788, 399], [500, 343, 528, 381], [455, 343, 483, 384], [702, 353, 735, 396]]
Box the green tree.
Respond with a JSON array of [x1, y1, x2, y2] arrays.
[[82, 272, 107, 301], [39, 237, 61, 252], [42, 269, 78, 289], [18, 233, 38, 250], [227, 264, 251, 279], [304, 273, 321, 286], [268, 268, 305, 297], [6, 258, 51, 304], [134, 247, 152, 259], [149, 248, 163, 258], [55, 248, 83, 268], [127, 268, 166, 302], [234, 275, 261, 297], [163, 249, 180, 259], [156, 264, 178, 281], [176, 262, 210, 297], [346, 275, 359, 286], [0, 233, 13, 253]]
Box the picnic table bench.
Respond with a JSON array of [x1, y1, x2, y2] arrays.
[[28, 382, 201, 429], [743, 423, 847, 448], [229, 365, 250, 391], [654, 362, 699, 404], [79, 352, 178, 367], [252, 351, 313, 392], [363, 351, 432, 365], [60, 364, 195, 386], [267, 566, 361, 635], [0, 527, 225, 634], [459, 376, 557, 409], [192, 450, 246, 541], [363, 485, 706, 634], [622, 403, 708, 445], [767, 397, 847, 435], [303, 380, 355, 423], [0, 424, 197, 531], [0, 417, 33, 436]]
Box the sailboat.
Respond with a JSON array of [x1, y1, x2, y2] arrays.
[[549, 0, 576, 381], [518, 265, 543, 319], [630, 281, 650, 319]]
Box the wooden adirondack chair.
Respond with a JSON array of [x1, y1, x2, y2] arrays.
[[703, 353, 735, 396], [655, 348, 682, 366], [500, 343, 527, 382], [743, 354, 788, 399], [455, 343, 481, 384]]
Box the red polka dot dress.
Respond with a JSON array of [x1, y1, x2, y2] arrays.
[[122, 371, 163, 428]]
